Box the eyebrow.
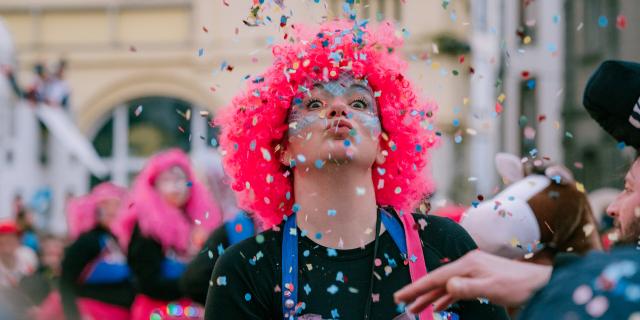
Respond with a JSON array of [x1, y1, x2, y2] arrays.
[[312, 82, 373, 95]]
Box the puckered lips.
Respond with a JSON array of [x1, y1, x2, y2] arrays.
[[325, 118, 353, 138]]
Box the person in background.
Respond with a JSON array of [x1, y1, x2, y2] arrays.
[[0, 220, 37, 289], [180, 149, 260, 305], [57, 182, 133, 320], [115, 149, 222, 320]]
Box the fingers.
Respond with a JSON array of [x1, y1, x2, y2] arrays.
[[446, 276, 491, 301], [432, 293, 455, 312], [405, 287, 446, 314], [395, 251, 476, 304]]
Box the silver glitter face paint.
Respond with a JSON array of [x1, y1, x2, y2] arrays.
[[287, 73, 381, 137]]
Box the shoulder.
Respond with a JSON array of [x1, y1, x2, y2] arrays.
[[215, 227, 281, 272], [413, 213, 478, 259]]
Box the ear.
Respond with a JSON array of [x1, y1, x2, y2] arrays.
[[375, 149, 387, 165], [545, 165, 575, 185], [495, 152, 525, 185], [279, 146, 291, 167]]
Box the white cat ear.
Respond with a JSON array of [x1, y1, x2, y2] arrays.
[[545, 165, 575, 185], [495, 153, 525, 185]]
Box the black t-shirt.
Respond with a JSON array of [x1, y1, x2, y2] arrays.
[[180, 225, 230, 304], [205, 212, 509, 319], [60, 226, 134, 320]]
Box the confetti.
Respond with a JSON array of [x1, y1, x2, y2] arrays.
[[598, 15, 608, 28], [198, 48, 204, 57], [616, 14, 627, 30], [356, 187, 366, 196], [327, 285, 339, 294], [327, 209, 337, 216], [244, 293, 252, 301], [216, 276, 227, 286], [134, 105, 143, 116]]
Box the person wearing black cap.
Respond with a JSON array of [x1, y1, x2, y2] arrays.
[[394, 60, 640, 319], [584, 60, 640, 245]]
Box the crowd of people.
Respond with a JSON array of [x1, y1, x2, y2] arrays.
[[0, 19, 638, 320]]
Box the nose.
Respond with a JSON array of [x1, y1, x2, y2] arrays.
[[606, 200, 619, 218], [327, 101, 348, 119]]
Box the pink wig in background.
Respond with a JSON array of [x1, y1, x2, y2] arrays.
[[217, 19, 439, 227], [66, 182, 127, 240], [114, 149, 222, 253]]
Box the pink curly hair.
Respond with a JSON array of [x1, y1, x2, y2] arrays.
[[217, 20, 439, 227], [66, 182, 127, 240], [114, 149, 222, 253]]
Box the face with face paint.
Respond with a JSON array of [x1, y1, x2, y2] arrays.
[[284, 74, 383, 169], [155, 166, 190, 208]]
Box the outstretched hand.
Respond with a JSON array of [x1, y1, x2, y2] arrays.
[[394, 250, 552, 314]]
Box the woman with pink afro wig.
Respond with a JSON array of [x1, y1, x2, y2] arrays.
[[55, 182, 133, 320], [206, 20, 508, 320], [115, 148, 222, 320]]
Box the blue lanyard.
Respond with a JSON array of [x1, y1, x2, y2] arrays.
[[281, 208, 408, 319]]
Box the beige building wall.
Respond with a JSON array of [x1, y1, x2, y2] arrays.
[[1, 0, 469, 133]]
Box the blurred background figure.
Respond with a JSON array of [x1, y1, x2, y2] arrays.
[[0, 220, 37, 288], [115, 149, 221, 320], [181, 149, 260, 305], [55, 182, 132, 320], [461, 153, 602, 265]]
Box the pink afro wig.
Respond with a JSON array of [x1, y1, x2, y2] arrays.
[[66, 182, 127, 240], [114, 149, 222, 253], [217, 20, 439, 227]]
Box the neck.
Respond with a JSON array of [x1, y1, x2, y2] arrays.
[[293, 162, 382, 249]]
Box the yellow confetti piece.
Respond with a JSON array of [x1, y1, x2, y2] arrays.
[[463, 97, 469, 105], [510, 237, 520, 248], [576, 182, 585, 193], [292, 61, 300, 69], [523, 36, 532, 44], [498, 93, 506, 103], [431, 62, 441, 70]]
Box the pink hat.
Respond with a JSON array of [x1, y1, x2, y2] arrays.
[[66, 182, 127, 240]]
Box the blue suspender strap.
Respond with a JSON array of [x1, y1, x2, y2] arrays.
[[380, 208, 408, 257], [282, 213, 298, 319]]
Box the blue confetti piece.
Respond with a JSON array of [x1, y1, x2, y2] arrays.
[[327, 209, 337, 216], [292, 203, 301, 212], [327, 285, 339, 294], [551, 175, 561, 184], [314, 0, 320, 2], [244, 293, 252, 301], [186, 181, 193, 187], [315, 159, 324, 169], [598, 15, 608, 28], [266, 36, 274, 45], [297, 154, 306, 163], [249, 140, 257, 151], [198, 48, 204, 57], [336, 272, 344, 282], [327, 248, 337, 256], [454, 135, 462, 144], [304, 284, 312, 294], [471, 200, 480, 208], [303, 250, 310, 257], [410, 254, 418, 263], [415, 144, 423, 152], [617, 142, 626, 150], [376, 167, 386, 175], [331, 309, 340, 318], [217, 243, 225, 255], [210, 138, 218, 147], [315, 232, 323, 240], [344, 139, 351, 147], [547, 43, 557, 53], [452, 119, 460, 127], [216, 276, 227, 286], [552, 15, 560, 24], [527, 79, 536, 89], [529, 148, 538, 157], [286, 191, 291, 200]]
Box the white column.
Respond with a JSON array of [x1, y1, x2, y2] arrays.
[[190, 106, 208, 155], [112, 105, 129, 186], [468, 0, 502, 195]]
